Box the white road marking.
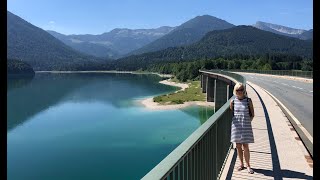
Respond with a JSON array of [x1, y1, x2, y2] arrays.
[[249, 75, 310, 93], [292, 86, 304, 90]]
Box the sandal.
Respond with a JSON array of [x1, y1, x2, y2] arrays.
[[237, 166, 245, 171], [247, 167, 254, 174]]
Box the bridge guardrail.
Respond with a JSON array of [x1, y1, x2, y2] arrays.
[[142, 70, 246, 180]]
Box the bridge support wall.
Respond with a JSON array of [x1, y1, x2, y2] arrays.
[[207, 78, 216, 102]]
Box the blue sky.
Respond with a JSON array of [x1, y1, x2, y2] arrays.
[[7, 0, 313, 35]]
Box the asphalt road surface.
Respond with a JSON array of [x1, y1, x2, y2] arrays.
[[237, 73, 313, 136]]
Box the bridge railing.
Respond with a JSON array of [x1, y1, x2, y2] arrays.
[[230, 69, 313, 79], [142, 70, 246, 180]]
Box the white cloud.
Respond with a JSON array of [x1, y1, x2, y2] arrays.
[[48, 21, 56, 29], [279, 12, 289, 15]]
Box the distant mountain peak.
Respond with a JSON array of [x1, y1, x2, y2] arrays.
[[127, 15, 235, 56], [110, 28, 129, 33], [194, 14, 222, 19], [116, 25, 312, 70], [252, 21, 312, 40], [47, 26, 175, 57], [253, 21, 306, 35]]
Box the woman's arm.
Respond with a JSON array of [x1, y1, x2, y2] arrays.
[[249, 98, 254, 120], [230, 100, 233, 110]]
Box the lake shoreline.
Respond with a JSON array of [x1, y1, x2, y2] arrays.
[[36, 70, 214, 110], [138, 79, 214, 110], [36, 70, 173, 78]]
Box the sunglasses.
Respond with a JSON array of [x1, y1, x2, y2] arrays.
[[236, 88, 244, 92]]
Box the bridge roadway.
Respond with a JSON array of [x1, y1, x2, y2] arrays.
[[236, 73, 313, 137]]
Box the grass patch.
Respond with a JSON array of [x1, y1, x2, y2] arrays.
[[153, 80, 206, 105]]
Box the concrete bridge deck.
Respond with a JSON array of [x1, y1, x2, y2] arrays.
[[220, 81, 313, 180]]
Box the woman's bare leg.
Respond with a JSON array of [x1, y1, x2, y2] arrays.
[[243, 144, 250, 167], [236, 143, 244, 167]]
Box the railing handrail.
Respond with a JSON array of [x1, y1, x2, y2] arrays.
[[199, 70, 238, 84], [142, 69, 246, 180]]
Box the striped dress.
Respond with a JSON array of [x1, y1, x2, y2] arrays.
[[230, 97, 254, 144]]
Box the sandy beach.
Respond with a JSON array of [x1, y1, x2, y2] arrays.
[[140, 97, 214, 110], [139, 79, 214, 110], [158, 79, 189, 92]]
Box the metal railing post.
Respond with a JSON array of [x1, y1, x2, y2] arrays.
[[227, 85, 229, 101]]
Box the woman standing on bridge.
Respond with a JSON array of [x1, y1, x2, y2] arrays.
[[230, 83, 255, 174]]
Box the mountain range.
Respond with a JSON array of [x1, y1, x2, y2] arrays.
[[253, 21, 313, 40], [48, 20, 313, 59], [7, 11, 313, 71], [128, 15, 235, 56], [114, 26, 312, 70], [47, 26, 175, 58], [7, 11, 105, 70]]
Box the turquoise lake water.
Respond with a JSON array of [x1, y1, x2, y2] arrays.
[[7, 73, 214, 180]]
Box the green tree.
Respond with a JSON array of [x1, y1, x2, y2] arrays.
[[227, 61, 235, 69], [240, 61, 249, 70], [301, 61, 313, 71], [262, 63, 272, 70]]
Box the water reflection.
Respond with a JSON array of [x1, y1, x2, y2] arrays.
[[7, 75, 34, 91], [7, 73, 215, 180], [7, 73, 177, 131], [180, 106, 215, 124]]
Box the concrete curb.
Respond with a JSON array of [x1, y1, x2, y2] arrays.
[[251, 81, 313, 158]]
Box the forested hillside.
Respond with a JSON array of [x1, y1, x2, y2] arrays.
[[128, 15, 235, 55], [7, 59, 35, 75], [7, 11, 105, 70], [113, 26, 312, 70]]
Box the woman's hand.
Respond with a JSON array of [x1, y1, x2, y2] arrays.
[[249, 99, 254, 121], [230, 100, 233, 110]]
